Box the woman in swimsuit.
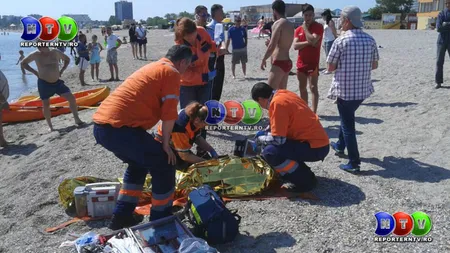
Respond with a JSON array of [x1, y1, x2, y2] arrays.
[[88, 35, 103, 82]]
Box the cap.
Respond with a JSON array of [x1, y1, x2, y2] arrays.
[[342, 6, 363, 28]]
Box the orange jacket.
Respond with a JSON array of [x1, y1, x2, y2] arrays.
[[176, 27, 216, 86], [93, 58, 180, 129]]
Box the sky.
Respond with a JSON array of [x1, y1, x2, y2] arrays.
[[1, 0, 377, 21]]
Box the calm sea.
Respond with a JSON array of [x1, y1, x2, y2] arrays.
[[0, 32, 74, 102]]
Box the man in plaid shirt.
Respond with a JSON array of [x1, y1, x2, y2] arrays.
[[326, 6, 379, 172]]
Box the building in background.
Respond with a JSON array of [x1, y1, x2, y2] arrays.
[[241, 4, 304, 27], [333, 9, 342, 16], [412, 0, 420, 12], [417, 0, 445, 29], [62, 14, 92, 28], [115, 0, 133, 22]]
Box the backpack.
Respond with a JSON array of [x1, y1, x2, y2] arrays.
[[185, 185, 241, 245]]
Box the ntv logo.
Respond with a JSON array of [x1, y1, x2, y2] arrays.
[[20, 16, 79, 47], [374, 211, 433, 242]]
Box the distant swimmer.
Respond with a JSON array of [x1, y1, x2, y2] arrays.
[[16, 50, 26, 75], [260, 0, 294, 90]]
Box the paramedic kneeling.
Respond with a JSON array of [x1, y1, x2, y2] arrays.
[[155, 102, 219, 170], [92, 45, 192, 230], [251, 82, 330, 192]]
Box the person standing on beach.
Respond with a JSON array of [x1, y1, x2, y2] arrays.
[[88, 35, 103, 82], [293, 4, 323, 114], [435, 0, 450, 89], [327, 6, 379, 172], [128, 23, 138, 60], [136, 23, 148, 60], [16, 50, 26, 75], [105, 27, 122, 81], [175, 18, 225, 157], [0, 70, 10, 147], [208, 4, 227, 102], [92, 45, 192, 229], [261, 0, 294, 90], [226, 16, 248, 79], [321, 9, 338, 75], [194, 5, 210, 28], [21, 45, 84, 132], [77, 34, 89, 86]]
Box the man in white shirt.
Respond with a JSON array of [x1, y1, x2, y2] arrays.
[[0, 70, 10, 147], [136, 23, 148, 60], [106, 27, 123, 81]]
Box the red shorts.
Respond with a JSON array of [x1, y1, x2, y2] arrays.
[[272, 60, 293, 73], [297, 64, 319, 76]]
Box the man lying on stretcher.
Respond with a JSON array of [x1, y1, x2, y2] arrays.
[[154, 101, 219, 170]]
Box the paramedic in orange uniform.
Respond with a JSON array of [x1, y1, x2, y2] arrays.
[[154, 102, 219, 170], [174, 18, 223, 157], [92, 45, 192, 230], [251, 82, 330, 192]]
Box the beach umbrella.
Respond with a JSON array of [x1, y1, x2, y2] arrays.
[[9, 24, 16, 27], [223, 18, 232, 23]]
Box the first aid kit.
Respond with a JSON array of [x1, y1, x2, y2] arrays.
[[74, 182, 121, 218]]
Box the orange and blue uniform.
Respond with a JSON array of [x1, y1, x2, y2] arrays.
[[154, 109, 203, 169], [93, 58, 180, 221], [256, 90, 330, 192], [176, 26, 216, 109]]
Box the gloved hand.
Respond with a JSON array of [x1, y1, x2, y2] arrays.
[[248, 140, 259, 153], [254, 130, 266, 139], [209, 150, 219, 159], [208, 70, 217, 81]]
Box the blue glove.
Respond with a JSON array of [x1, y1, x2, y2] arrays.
[[209, 150, 218, 158], [254, 130, 266, 139], [250, 140, 259, 153], [208, 70, 217, 81]]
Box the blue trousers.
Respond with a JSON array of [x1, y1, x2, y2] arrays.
[[435, 43, 450, 84], [262, 140, 329, 192], [335, 98, 364, 166], [93, 124, 175, 221]]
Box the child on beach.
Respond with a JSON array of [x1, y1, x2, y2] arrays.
[[16, 50, 26, 75], [0, 70, 10, 147], [76, 34, 89, 86], [88, 35, 103, 82]]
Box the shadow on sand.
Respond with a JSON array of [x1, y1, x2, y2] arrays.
[[0, 143, 39, 156], [215, 232, 296, 253], [362, 102, 418, 108], [324, 125, 363, 139], [320, 115, 384, 125], [295, 177, 366, 207], [245, 77, 268, 82], [56, 122, 93, 136], [359, 157, 450, 183]]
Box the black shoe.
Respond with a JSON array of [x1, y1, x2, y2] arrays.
[[108, 214, 144, 230], [435, 83, 442, 89]]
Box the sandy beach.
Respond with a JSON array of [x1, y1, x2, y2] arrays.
[[0, 28, 449, 252]]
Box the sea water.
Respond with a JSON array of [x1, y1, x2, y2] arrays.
[[0, 32, 74, 102]]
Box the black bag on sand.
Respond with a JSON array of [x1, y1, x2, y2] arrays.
[[184, 185, 241, 245]]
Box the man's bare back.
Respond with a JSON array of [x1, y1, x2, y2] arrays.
[[271, 18, 294, 61]]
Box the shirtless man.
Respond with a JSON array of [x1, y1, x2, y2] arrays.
[[21, 44, 83, 131], [260, 0, 294, 90]]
